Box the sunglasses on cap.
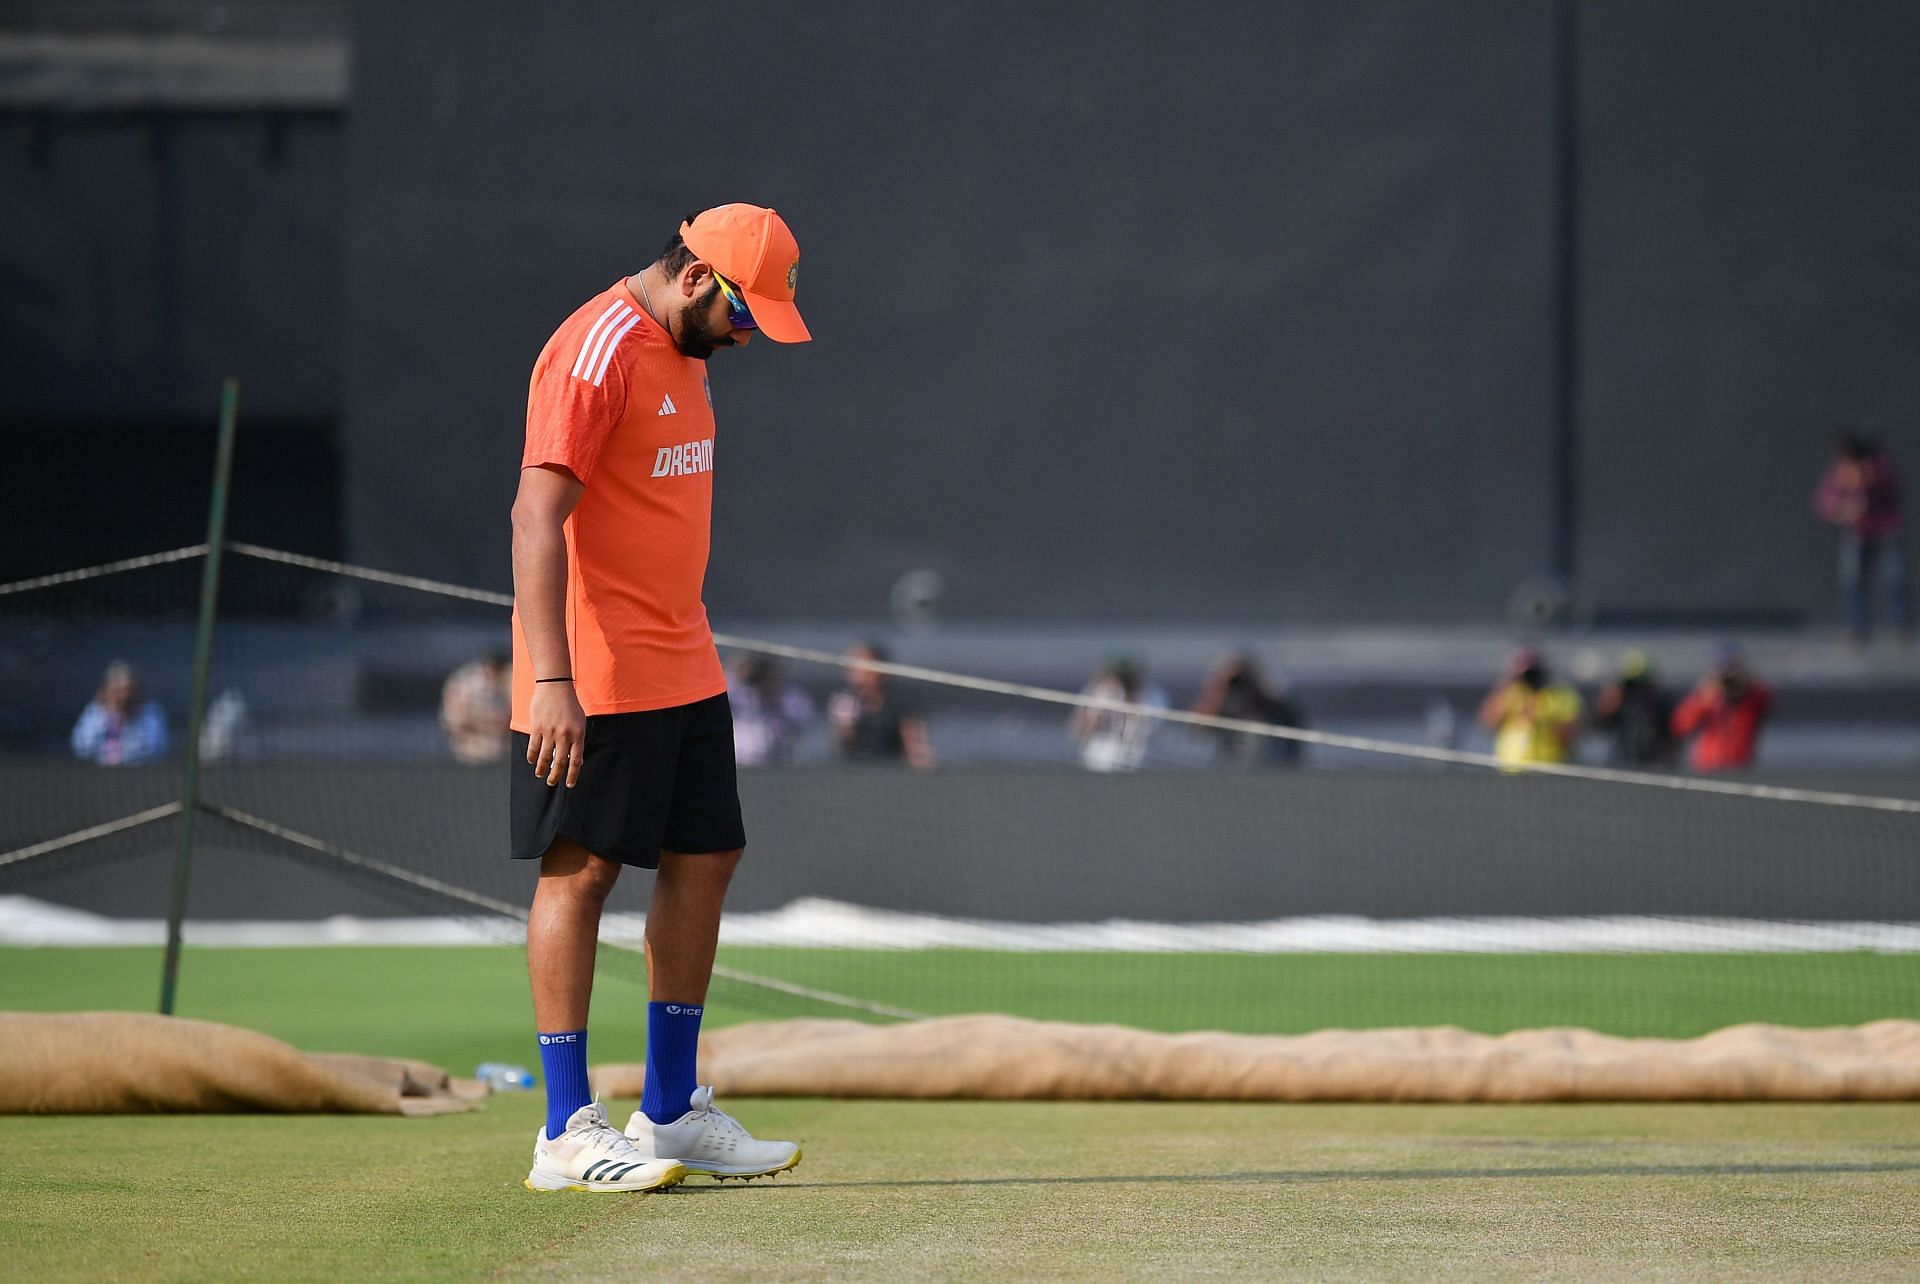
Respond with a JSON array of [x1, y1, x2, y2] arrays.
[[710, 270, 757, 331]]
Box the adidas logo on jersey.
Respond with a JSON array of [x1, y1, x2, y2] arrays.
[[658, 394, 677, 416], [652, 438, 714, 478]]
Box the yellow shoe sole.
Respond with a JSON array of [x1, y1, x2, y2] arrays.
[[524, 1162, 688, 1193], [699, 1148, 803, 1183]]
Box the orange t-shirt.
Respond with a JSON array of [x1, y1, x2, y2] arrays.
[[510, 281, 728, 729]]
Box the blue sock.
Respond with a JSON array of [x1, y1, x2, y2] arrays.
[[537, 1029, 591, 1140], [640, 1002, 704, 1124]]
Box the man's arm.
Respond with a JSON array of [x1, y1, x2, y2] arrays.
[[1670, 686, 1710, 738], [1192, 666, 1229, 718], [512, 464, 588, 787], [1476, 684, 1510, 732]]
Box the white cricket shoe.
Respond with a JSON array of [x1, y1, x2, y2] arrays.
[[525, 1102, 688, 1193], [624, 1086, 802, 1181]]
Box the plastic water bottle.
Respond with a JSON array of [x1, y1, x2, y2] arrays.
[[476, 1062, 536, 1091]]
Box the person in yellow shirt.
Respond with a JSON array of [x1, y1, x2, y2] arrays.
[[1477, 647, 1581, 766]]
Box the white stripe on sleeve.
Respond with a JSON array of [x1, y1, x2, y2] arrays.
[[573, 304, 635, 385], [570, 301, 630, 380], [589, 312, 644, 387]]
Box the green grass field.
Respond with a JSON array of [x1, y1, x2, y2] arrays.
[[3, 946, 1918, 1281], [715, 945, 1920, 1036]]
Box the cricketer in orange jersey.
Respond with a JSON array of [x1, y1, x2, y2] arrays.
[[509, 206, 813, 1193]]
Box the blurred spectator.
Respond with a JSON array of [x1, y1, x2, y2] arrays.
[[1671, 645, 1772, 772], [1194, 651, 1308, 766], [440, 651, 512, 764], [1069, 655, 1167, 772], [71, 660, 168, 765], [730, 653, 814, 766], [1478, 648, 1580, 767], [1589, 649, 1676, 768], [1815, 432, 1910, 644], [828, 642, 935, 769], [199, 688, 250, 762]]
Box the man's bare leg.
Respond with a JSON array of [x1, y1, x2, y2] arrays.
[[523, 836, 686, 1189], [527, 837, 621, 1033], [644, 847, 743, 1002], [626, 845, 797, 1173], [633, 847, 742, 1126]]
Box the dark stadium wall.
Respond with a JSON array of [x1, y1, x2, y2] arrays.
[[1577, 2, 1920, 621], [7, 3, 1913, 621], [0, 115, 342, 422], [0, 113, 344, 578], [341, 0, 1562, 621]]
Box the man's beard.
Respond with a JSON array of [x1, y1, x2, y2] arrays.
[[672, 282, 736, 360]]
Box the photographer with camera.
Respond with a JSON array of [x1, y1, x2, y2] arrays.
[[1477, 647, 1581, 768], [1671, 645, 1773, 773], [1590, 649, 1677, 768]]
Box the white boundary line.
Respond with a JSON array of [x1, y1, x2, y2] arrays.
[[5, 894, 1915, 955]]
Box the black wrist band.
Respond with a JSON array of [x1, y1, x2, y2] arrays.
[[535, 676, 573, 683]]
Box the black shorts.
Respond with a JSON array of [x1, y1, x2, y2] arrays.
[[509, 692, 746, 869]]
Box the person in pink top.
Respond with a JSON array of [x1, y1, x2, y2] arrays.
[[1815, 432, 1910, 644]]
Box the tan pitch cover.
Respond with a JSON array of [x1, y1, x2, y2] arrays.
[[0, 1012, 486, 1115], [594, 1015, 1920, 1103]]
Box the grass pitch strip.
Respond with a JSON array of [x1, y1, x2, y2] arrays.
[[4, 1094, 1917, 1281], [2, 946, 1917, 1280]]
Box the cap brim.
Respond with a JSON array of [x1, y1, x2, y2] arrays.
[[743, 292, 811, 343]]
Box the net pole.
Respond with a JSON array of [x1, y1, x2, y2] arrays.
[[159, 377, 240, 1016]]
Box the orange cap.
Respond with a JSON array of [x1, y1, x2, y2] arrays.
[[680, 204, 811, 343]]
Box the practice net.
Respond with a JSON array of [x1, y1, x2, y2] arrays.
[[3, 544, 1917, 1038]]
